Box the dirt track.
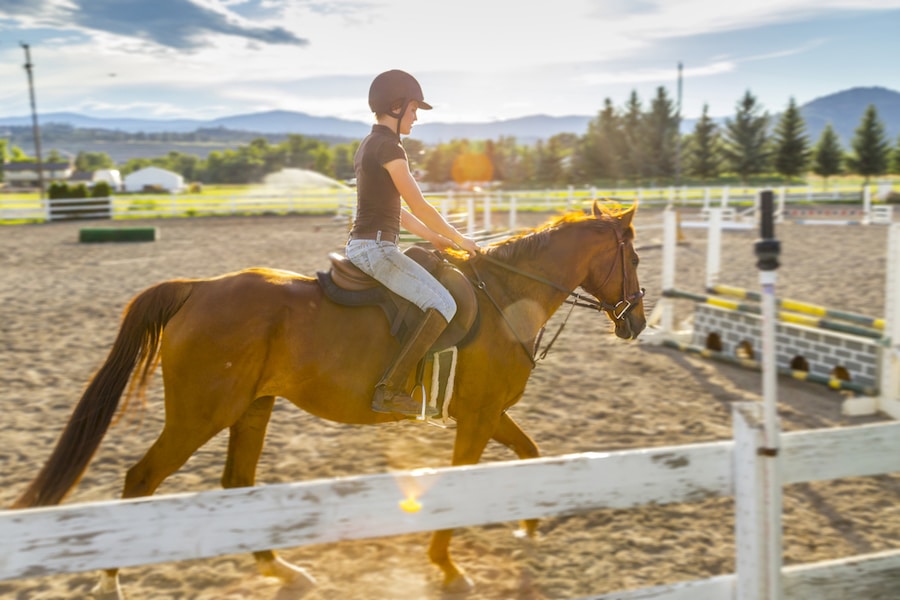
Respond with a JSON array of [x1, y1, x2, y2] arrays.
[[1, 210, 898, 599]]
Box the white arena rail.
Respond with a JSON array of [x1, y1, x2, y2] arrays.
[[1, 403, 898, 599]]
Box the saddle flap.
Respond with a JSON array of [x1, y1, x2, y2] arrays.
[[328, 252, 379, 291]]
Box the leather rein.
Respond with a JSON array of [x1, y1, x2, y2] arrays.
[[465, 229, 645, 367]]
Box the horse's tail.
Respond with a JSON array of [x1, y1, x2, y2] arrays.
[[11, 280, 194, 509]]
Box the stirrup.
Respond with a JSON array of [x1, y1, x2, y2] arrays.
[[372, 384, 437, 418]]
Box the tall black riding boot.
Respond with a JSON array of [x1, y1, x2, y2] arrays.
[[372, 308, 447, 417]]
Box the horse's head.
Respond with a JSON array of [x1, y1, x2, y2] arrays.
[[580, 201, 646, 340]]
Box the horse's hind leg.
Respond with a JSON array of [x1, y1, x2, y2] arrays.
[[95, 414, 226, 598], [492, 412, 541, 538], [221, 396, 315, 593]]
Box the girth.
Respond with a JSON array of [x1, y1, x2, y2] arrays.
[[316, 246, 479, 351]]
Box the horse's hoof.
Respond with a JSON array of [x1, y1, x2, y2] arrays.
[[442, 572, 475, 594], [258, 555, 316, 592], [92, 571, 124, 599], [513, 526, 542, 541]]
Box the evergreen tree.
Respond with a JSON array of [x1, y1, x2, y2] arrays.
[[575, 98, 621, 181], [642, 86, 679, 181], [892, 133, 900, 175], [721, 90, 770, 184], [811, 123, 843, 188], [772, 97, 810, 180], [620, 91, 646, 182], [848, 104, 890, 185], [534, 135, 569, 185], [686, 104, 720, 181]]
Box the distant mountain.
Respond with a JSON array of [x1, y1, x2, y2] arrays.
[[0, 110, 587, 145], [1, 86, 897, 154], [414, 115, 591, 144], [799, 86, 900, 144]]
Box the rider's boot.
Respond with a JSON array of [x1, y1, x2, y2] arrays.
[[372, 308, 446, 417]]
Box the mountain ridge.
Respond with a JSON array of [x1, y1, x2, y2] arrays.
[[1, 86, 897, 151]]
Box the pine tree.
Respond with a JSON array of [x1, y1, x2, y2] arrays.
[[721, 90, 770, 184], [772, 97, 810, 180], [575, 98, 621, 181], [686, 104, 720, 181], [620, 91, 646, 182], [848, 104, 890, 185], [811, 123, 843, 189], [892, 133, 900, 175], [643, 86, 679, 181]]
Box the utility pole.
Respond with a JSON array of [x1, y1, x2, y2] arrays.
[[21, 43, 46, 200], [675, 61, 683, 188]]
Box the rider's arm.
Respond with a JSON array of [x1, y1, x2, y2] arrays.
[[384, 158, 479, 256]]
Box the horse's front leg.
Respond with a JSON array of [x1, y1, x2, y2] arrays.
[[221, 396, 316, 594], [428, 409, 502, 593], [491, 411, 541, 538]]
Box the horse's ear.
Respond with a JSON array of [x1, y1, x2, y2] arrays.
[[618, 203, 637, 228], [592, 200, 601, 217]]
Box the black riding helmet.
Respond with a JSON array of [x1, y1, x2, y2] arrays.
[[368, 70, 432, 136]]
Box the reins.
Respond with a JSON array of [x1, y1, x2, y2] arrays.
[[466, 234, 644, 365]]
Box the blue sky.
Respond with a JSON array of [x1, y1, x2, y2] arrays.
[[1, 0, 898, 125]]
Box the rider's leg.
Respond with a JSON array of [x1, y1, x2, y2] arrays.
[[372, 308, 446, 416]]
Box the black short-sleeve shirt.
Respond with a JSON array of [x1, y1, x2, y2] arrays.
[[351, 124, 407, 238]]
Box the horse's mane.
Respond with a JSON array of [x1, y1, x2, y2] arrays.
[[482, 205, 631, 264]]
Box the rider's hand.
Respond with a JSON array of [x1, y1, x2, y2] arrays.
[[455, 236, 480, 257]]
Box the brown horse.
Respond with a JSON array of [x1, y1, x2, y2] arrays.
[[12, 201, 645, 597]]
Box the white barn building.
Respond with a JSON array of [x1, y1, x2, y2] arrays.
[[123, 167, 184, 193], [93, 169, 123, 190]]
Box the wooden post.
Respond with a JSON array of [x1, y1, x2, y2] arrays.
[[879, 224, 900, 418], [733, 402, 782, 600], [705, 208, 722, 290]]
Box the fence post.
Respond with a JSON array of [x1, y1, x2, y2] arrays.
[[466, 194, 475, 235], [863, 185, 872, 225], [736, 189, 784, 600], [483, 191, 492, 232], [509, 195, 517, 231], [705, 208, 722, 290], [655, 207, 678, 334], [878, 224, 900, 418], [776, 187, 786, 224], [733, 402, 783, 600]]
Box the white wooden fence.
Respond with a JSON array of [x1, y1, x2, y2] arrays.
[[1, 403, 898, 599], [1, 182, 895, 225]]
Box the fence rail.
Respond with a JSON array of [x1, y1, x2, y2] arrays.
[[2, 410, 898, 599], [1, 182, 895, 225]]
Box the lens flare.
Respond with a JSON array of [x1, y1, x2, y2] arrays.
[[399, 496, 422, 513], [451, 152, 494, 184]]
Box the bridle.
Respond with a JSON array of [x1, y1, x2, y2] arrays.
[[466, 227, 645, 366]]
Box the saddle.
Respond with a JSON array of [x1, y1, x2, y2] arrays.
[[316, 246, 479, 352]]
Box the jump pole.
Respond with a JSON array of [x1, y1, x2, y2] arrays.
[[736, 189, 783, 600]]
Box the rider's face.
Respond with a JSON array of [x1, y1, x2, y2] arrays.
[[399, 101, 419, 135]]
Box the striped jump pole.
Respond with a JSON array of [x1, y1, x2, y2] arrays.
[[662, 289, 884, 340], [707, 284, 885, 331]]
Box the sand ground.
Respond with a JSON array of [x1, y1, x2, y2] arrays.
[[1, 208, 898, 599]]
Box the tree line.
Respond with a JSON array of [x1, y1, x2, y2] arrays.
[[2, 88, 900, 189]]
